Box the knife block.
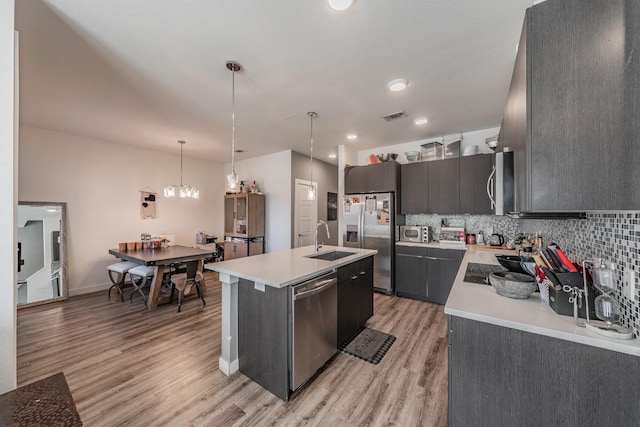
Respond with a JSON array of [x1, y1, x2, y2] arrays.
[[543, 269, 597, 319]]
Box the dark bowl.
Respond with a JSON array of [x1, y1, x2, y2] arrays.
[[377, 153, 398, 162], [495, 255, 533, 274], [489, 271, 537, 299]]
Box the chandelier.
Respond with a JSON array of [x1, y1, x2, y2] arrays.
[[164, 140, 199, 199]]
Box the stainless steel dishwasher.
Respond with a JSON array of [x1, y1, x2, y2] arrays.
[[290, 270, 338, 392]]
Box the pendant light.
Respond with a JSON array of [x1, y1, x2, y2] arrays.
[[164, 140, 199, 199], [226, 60, 241, 193], [329, 0, 354, 11], [307, 112, 317, 201]]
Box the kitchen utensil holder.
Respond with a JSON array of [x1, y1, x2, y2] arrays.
[[543, 267, 596, 319]]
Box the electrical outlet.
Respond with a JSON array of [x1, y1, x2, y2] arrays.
[[624, 269, 637, 301]]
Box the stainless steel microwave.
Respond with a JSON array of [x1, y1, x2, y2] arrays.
[[399, 226, 432, 243]]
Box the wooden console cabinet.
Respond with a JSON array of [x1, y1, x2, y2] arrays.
[[224, 193, 265, 260]]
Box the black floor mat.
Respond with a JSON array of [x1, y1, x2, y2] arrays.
[[339, 327, 396, 364]]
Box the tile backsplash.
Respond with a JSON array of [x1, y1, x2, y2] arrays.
[[407, 212, 640, 338], [407, 214, 519, 242]]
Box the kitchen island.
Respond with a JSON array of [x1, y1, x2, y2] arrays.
[[205, 245, 376, 400], [445, 245, 640, 426]]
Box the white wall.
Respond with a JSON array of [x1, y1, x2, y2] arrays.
[[226, 150, 292, 253], [356, 127, 500, 165], [19, 125, 225, 295], [0, 0, 17, 393]]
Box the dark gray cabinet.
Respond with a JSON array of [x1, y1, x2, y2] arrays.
[[395, 247, 428, 299], [238, 278, 289, 401], [459, 154, 493, 215], [395, 246, 464, 304], [428, 157, 459, 215], [426, 249, 463, 304], [337, 256, 374, 346], [344, 162, 399, 194], [625, 1, 640, 192], [499, 13, 528, 206], [500, 0, 640, 211], [344, 165, 368, 194], [448, 315, 640, 427], [400, 155, 493, 215], [400, 161, 428, 214]]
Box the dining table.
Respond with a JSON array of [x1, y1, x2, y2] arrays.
[[108, 245, 215, 309]]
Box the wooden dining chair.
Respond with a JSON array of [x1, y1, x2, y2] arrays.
[[169, 260, 206, 312]]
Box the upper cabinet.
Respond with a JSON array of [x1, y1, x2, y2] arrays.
[[500, 0, 640, 211], [428, 157, 460, 215], [399, 154, 493, 215], [344, 161, 399, 194], [459, 154, 494, 215], [400, 161, 429, 214]]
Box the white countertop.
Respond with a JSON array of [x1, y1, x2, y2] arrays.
[[205, 245, 377, 289], [444, 245, 640, 357]]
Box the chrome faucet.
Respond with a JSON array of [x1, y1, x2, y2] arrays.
[[315, 220, 330, 252]]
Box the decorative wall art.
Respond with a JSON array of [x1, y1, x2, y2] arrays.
[[140, 188, 157, 219]]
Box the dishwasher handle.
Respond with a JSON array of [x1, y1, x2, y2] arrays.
[[293, 278, 337, 301]]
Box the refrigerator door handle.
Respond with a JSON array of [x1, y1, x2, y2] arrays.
[[487, 165, 496, 210], [359, 201, 365, 249]]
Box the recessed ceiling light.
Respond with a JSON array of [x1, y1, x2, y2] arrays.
[[347, 134, 357, 140], [329, 0, 354, 11], [328, 154, 337, 159], [388, 79, 408, 92], [414, 117, 428, 126]]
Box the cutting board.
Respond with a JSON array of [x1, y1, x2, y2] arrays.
[[473, 245, 517, 255]]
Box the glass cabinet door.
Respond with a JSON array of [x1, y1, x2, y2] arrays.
[[224, 197, 235, 235], [236, 196, 247, 235]]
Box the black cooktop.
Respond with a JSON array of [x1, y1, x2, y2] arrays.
[[463, 263, 508, 285]]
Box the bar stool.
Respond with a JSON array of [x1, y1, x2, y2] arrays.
[[107, 261, 138, 302], [128, 265, 156, 308]]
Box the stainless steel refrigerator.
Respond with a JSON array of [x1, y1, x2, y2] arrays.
[[343, 192, 394, 294]]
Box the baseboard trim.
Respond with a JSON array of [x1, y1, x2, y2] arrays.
[[69, 282, 112, 297], [219, 356, 239, 376]]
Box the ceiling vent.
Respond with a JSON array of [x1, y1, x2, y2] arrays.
[[381, 111, 407, 122]]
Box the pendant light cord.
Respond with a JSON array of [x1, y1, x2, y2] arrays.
[[231, 67, 236, 175], [180, 140, 184, 186], [309, 114, 313, 187], [225, 61, 241, 190], [308, 112, 317, 191]]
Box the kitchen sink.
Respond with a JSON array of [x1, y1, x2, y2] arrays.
[[305, 250, 354, 261]]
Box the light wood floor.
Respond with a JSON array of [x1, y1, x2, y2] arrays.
[[17, 272, 448, 426]]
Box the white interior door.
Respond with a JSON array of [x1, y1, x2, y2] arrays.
[[294, 179, 318, 248]]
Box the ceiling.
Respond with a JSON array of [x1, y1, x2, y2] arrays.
[[15, 0, 534, 164]]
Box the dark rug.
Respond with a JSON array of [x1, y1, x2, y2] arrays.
[[339, 327, 396, 364], [0, 372, 83, 426]]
